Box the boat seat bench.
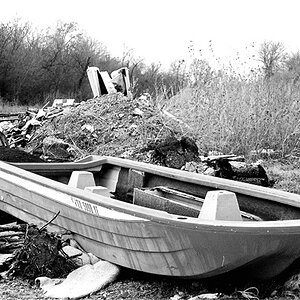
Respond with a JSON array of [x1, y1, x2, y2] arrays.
[[68, 171, 111, 197], [133, 188, 200, 218], [199, 190, 242, 221], [68, 171, 96, 189]]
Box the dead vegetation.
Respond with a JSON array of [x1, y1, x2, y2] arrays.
[[0, 223, 76, 281]]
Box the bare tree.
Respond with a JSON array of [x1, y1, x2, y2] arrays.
[[258, 41, 286, 78]]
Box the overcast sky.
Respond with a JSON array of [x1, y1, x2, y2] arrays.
[[1, 0, 300, 69]]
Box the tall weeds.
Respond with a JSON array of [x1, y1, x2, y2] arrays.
[[163, 68, 300, 157]]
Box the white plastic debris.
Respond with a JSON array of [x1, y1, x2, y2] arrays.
[[81, 124, 95, 133], [36, 260, 120, 299], [188, 293, 220, 300], [133, 108, 144, 116]]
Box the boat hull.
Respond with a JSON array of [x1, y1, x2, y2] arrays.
[[0, 156, 300, 279]]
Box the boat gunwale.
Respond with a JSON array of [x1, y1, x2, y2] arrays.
[[2, 156, 300, 232], [13, 155, 300, 207]]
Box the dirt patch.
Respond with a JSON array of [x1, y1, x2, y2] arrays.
[[0, 147, 44, 163]]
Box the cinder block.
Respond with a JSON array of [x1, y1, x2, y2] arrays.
[[84, 186, 111, 198], [68, 171, 95, 189], [199, 190, 242, 221]]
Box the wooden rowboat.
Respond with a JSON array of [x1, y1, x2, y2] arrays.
[[0, 155, 300, 279]]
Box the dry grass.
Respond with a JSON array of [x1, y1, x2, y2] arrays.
[[263, 158, 300, 194], [163, 69, 300, 158], [0, 100, 31, 113]]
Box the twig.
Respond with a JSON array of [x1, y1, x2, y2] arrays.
[[39, 211, 60, 232], [237, 287, 259, 300]]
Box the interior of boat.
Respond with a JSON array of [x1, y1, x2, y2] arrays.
[[17, 157, 300, 222]]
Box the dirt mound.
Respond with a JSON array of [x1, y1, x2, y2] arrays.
[[28, 93, 196, 165]]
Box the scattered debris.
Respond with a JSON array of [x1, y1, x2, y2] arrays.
[[52, 99, 75, 108], [0, 223, 27, 274], [182, 156, 272, 187], [284, 273, 300, 291], [250, 148, 282, 159], [0, 112, 21, 122], [236, 287, 259, 300], [0, 100, 73, 149], [2, 224, 76, 280]]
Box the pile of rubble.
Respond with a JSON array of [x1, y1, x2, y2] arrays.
[[21, 93, 193, 162], [0, 103, 67, 149]]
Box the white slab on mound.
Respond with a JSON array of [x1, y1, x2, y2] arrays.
[[36, 261, 120, 299]]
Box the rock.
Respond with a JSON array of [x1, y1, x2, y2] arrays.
[[145, 136, 200, 169], [42, 136, 74, 161], [61, 245, 99, 267]]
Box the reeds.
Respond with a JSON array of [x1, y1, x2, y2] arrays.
[[162, 67, 300, 158]]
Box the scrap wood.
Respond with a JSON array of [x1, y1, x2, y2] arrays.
[[201, 154, 245, 162], [0, 213, 76, 279], [0, 231, 24, 238], [0, 223, 25, 231], [0, 100, 71, 150]]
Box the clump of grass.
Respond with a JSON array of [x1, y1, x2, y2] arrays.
[[262, 159, 300, 194]]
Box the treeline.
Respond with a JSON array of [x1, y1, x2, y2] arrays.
[[0, 19, 186, 105]]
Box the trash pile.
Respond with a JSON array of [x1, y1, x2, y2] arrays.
[[0, 93, 195, 163], [22, 93, 193, 162], [0, 102, 71, 149]]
